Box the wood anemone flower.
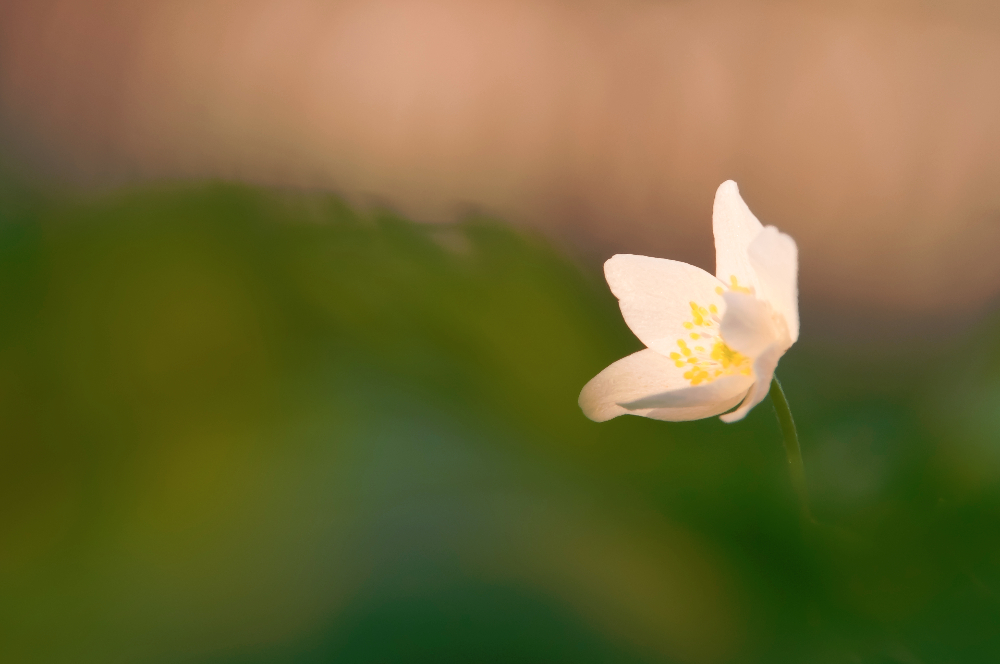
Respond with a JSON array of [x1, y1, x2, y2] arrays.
[[580, 180, 799, 423]]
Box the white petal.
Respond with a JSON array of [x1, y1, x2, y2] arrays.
[[748, 226, 799, 343], [618, 374, 754, 410], [719, 342, 787, 423], [713, 180, 764, 293], [604, 254, 726, 357], [579, 348, 749, 422], [640, 391, 750, 422], [719, 291, 779, 358], [579, 349, 684, 422]]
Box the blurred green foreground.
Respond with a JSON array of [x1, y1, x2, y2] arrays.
[[1, 181, 999, 663]]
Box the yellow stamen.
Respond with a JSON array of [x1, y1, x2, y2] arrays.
[[729, 275, 753, 294], [672, 297, 753, 386]]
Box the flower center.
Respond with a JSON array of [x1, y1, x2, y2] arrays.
[[668, 285, 753, 386]]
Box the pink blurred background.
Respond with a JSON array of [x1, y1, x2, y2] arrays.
[[3, 0, 1000, 323]]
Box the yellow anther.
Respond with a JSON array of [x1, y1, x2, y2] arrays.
[[715, 286, 724, 295], [673, 318, 753, 387], [729, 275, 753, 294], [709, 304, 718, 314]]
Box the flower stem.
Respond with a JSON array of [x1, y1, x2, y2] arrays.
[[769, 377, 812, 522]]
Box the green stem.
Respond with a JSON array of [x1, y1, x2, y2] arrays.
[[769, 377, 812, 522]]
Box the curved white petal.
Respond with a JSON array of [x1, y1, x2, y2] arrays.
[[604, 254, 726, 357], [579, 349, 685, 422], [619, 374, 754, 410], [579, 349, 750, 422], [748, 226, 799, 342], [641, 391, 750, 422], [719, 342, 787, 423], [719, 291, 779, 358], [713, 180, 764, 293]]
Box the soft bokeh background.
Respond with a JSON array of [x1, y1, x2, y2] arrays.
[[2, 1, 1000, 662]]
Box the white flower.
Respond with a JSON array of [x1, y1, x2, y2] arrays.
[[579, 181, 799, 423]]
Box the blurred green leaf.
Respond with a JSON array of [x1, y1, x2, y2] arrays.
[[0, 181, 998, 663]]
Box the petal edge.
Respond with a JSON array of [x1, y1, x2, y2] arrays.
[[713, 180, 764, 293]]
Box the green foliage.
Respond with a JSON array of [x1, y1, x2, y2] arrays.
[[0, 181, 998, 663]]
